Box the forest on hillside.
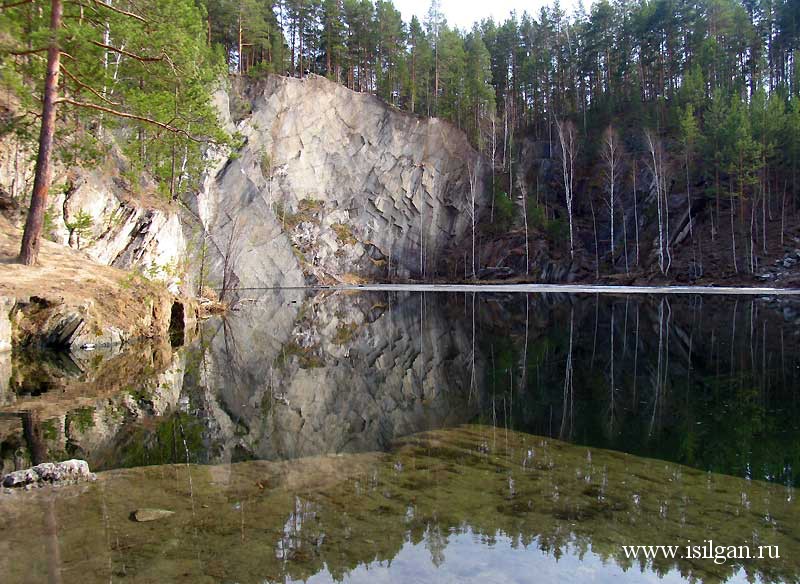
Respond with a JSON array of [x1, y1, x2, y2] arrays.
[[2, 0, 800, 278], [206, 0, 800, 278]]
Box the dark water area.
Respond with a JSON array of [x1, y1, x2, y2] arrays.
[[1, 289, 800, 583], [470, 292, 800, 488]]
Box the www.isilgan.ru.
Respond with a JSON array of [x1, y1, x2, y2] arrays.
[[622, 541, 780, 565]]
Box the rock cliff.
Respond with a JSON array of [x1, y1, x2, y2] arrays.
[[1, 75, 488, 293], [191, 74, 489, 289], [0, 140, 186, 292]]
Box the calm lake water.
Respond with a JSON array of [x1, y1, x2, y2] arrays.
[[1, 289, 799, 583]]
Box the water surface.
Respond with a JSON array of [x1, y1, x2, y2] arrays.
[[1, 289, 799, 583]]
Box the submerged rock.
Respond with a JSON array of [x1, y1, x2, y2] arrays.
[[2, 459, 95, 489], [131, 508, 174, 522]]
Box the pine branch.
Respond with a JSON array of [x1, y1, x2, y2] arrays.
[[10, 48, 75, 60], [57, 97, 214, 143], [89, 0, 147, 23], [89, 40, 164, 63], [0, 0, 34, 10], [10, 47, 47, 56], [60, 64, 121, 106]]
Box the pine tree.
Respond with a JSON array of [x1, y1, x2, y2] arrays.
[[321, 0, 346, 80], [407, 16, 432, 115], [2, 0, 226, 264], [464, 29, 495, 148]]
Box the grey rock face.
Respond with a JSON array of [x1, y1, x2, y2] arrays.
[[5, 294, 181, 350], [2, 76, 486, 293], [193, 75, 488, 288], [0, 297, 12, 353], [2, 459, 95, 489]]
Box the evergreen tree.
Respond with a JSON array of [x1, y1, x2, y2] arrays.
[[407, 15, 432, 115], [1, 0, 226, 264], [321, 0, 346, 80], [464, 30, 495, 147]]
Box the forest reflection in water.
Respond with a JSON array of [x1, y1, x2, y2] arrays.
[[1, 290, 799, 583], [1, 290, 799, 486], [468, 292, 800, 487]]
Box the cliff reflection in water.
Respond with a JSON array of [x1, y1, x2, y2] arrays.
[[1, 290, 799, 487], [1, 425, 798, 583]]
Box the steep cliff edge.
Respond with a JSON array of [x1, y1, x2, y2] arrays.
[[192, 74, 489, 288], [1, 74, 489, 299], [0, 216, 196, 352]]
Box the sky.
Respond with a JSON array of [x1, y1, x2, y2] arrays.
[[393, 0, 583, 31]]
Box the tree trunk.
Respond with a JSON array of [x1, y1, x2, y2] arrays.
[[410, 50, 416, 113], [590, 196, 599, 279], [325, 21, 331, 75], [633, 158, 639, 266], [434, 42, 439, 116], [610, 175, 615, 265], [238, 10, 243, 74], [19, 0, 63, 266], [298, 9, 304, 79], [731, 187, 738, 274]]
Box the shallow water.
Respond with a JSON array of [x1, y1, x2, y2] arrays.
[[1, 290, 799, 583]]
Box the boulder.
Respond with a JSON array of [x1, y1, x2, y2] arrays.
[[2, 459, 95, 489]]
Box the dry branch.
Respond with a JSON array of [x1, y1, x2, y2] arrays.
[[89, 40, 164, 63], [89, 0, 147, 23], [0, 0, 34, 10]]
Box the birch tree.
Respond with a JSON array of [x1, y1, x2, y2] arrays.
[[601, 125, 623, 268], [645, 130, 670, 274], [467, 157, 480, 278], [556, 119, 579, 258]]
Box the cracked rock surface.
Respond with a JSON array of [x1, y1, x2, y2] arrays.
[[192, 74, 488, 288]]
